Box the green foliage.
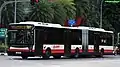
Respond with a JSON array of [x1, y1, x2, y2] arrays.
[[0, 0, 119, 32], [0, 0, 25, 26], [56, 0, 76, 19], [75, 0, 89, 18], [51, 2, 67, 24], [28, 0, 54, 22], [74, 0, 90, 26], [28, 0, 76, 24], [102, 2, 120, 32], [0, 44, 8, 52], [86, 0, 100, 27]]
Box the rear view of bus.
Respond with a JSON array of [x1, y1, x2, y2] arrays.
[[7, 23, 35, 59]]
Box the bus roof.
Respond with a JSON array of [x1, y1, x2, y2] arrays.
[[63, 26, 113, 33], [9, 21, 113, 33], [20, 21, 62, 28]]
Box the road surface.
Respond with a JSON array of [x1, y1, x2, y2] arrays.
[[0, 55, 120, 67]]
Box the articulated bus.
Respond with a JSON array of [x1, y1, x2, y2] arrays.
[[7, 21, 114, 59]]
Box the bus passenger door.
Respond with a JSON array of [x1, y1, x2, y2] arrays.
[[64, 30, 71, 57], [35, 29, 43, 56], [82, 30, 88, 53], [94, 33, 100, 53]]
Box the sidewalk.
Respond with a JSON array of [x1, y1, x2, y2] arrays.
[[0, 52, 7, 56]]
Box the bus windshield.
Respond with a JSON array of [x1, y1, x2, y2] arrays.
[[8, 24, 34, 46]]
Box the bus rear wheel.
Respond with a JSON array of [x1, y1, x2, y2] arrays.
[[43, 48, 51, 59], [96, 48, 104, 58], [74, 48, 80, 58], [100, 48, 104, 57], [53, 56, 61, 59]]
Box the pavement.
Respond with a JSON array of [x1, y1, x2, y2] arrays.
[[0, 52, 7, 56], [0, 55, 120, 67]]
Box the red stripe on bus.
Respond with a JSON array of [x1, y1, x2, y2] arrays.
[[8, 49, 113, 53], [104, 50, 113, 52], [88, 49, 94, 52], [43, 49, 83, 53], [43, 49, 64, 53], [88, 49, 113, 53]]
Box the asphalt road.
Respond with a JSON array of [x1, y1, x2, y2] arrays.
[[1, 55, 120, 67]]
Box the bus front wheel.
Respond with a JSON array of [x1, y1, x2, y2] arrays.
[[21, 56, 28, 59]]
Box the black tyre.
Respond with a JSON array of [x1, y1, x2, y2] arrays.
[[21, 56, 28, 59], [53, 56, 61, 59], [74, 48, 79, 58], [43, 48, 51, 59], [100, 48, 104, 57]]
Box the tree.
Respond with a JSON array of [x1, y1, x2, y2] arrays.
[[74, 0, 89, 26], [102, 2, 119, 32], [53, 0, 76, 25], [56, 0, 76, 19], [86, 0, 100, 27], [28, 0, 54, 23], [28, 0, 76, 25], [51, 1, 67, 24], [0, 0, 25, 26]]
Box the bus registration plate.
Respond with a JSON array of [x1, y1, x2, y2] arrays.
[[16, 52, 21, 54]]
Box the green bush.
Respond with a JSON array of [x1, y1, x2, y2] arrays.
[[0, 44, 8, 52]]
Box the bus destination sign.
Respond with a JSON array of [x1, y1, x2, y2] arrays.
[[10, 25, 33, 30]]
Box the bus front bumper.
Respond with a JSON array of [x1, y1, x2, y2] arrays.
[[7, 51, 35, 57]]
